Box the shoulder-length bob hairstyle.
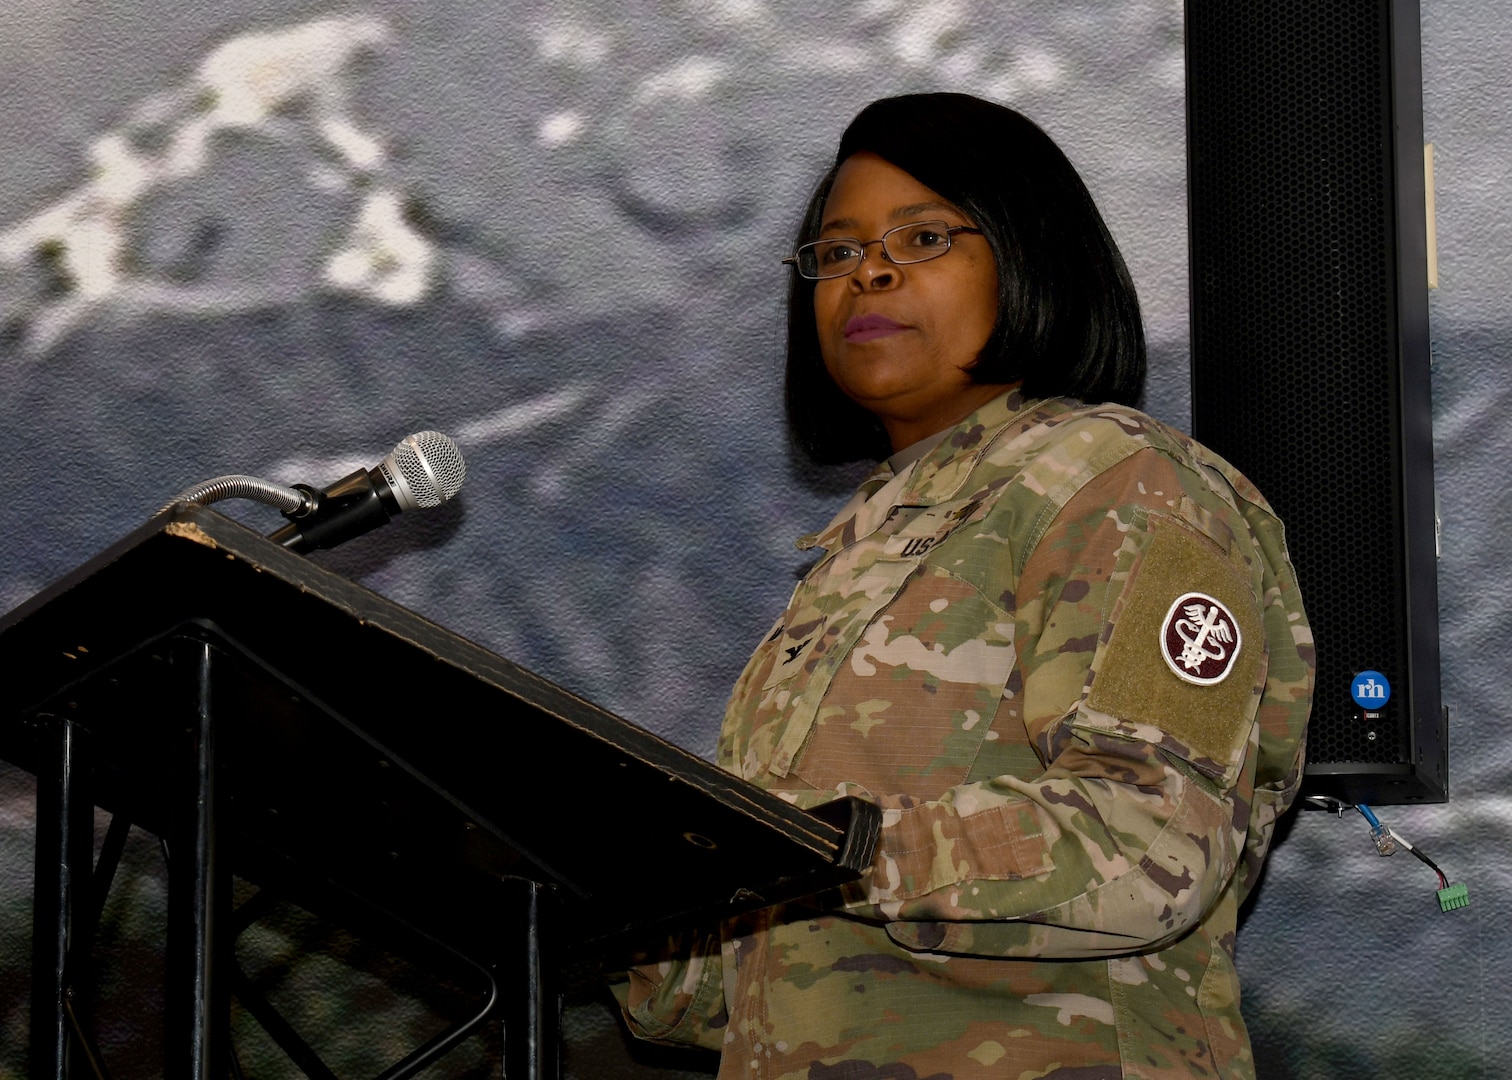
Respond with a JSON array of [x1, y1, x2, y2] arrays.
[[786, 93, 1146, 463]]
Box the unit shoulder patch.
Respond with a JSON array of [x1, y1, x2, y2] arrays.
[[1082, 514, 1265, 783]]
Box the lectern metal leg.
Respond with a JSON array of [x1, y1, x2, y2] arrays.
[[500, 878, 559, 1080], [30, 716, 95, 1080], [164, 639, 230, 1080]]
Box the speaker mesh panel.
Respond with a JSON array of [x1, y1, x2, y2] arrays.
[[1188, 1, 1421, 772]]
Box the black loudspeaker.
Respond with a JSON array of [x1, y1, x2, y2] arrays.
[[1186, 0, 1445, 803]]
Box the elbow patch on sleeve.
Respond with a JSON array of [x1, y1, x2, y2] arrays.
[[1079, 514, 1265, 786]]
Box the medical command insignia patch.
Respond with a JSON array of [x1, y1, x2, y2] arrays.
[[1161, 592, 1242, 685]]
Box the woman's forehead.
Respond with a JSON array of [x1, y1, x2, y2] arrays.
[[820, 153, 965, 233]]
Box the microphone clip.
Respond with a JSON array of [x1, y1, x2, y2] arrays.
[[270, 468, 401, 554]]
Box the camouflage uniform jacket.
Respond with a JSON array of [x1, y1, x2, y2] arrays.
[[621, 389, 1314, 1079]]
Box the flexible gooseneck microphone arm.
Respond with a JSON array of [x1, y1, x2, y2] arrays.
[[159, 474, 310, 516]]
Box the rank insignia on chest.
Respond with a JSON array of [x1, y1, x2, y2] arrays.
[[1160, 591, 1242, 685]]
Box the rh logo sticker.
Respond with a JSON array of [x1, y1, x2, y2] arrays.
[[1161, 592, 1242, 685], [1351, 670, 1391, 708]]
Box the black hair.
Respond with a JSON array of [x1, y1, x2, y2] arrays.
[[785, 92, 1147, 463]]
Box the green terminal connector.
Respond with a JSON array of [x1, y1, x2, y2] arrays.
[[1437, 882, 1469, 913]]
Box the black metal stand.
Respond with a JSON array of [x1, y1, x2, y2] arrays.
[[162, 638, 230, 1080], [500, 878, 556, 1080], [30, 716, 94, 1080]]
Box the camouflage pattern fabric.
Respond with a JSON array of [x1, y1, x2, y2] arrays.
[[619, 389, 1314, 1079]]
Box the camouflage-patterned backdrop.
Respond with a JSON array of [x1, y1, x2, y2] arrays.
[[0, 2, 1506, 1077]]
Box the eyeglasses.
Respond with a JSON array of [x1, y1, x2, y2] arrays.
[[783, 220, 984, 280]]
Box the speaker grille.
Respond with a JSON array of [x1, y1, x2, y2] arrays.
[[1188, 0, 1424, 773]]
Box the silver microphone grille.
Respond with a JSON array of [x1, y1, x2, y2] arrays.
[[379, 430, 466, 510]]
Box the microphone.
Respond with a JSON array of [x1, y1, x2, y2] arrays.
[[267, 431, 466, 554]]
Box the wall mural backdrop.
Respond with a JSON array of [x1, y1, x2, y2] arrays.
[[1, 1, 1506, 1077]]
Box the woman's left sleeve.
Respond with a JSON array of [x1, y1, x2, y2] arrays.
[[835, 458, 1312, 959]]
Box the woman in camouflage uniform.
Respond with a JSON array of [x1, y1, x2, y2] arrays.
[[621, 93, 1313, 1080]]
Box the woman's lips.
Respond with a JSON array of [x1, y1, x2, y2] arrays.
[[844, 314, 909, 342]]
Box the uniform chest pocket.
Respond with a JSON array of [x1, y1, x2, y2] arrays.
[[791, 564, 1018, 798], [759, 554, 921, 776], [760, 498, 1013, 791], [760, 557, 914, 685], [760, 502, 982, 697]]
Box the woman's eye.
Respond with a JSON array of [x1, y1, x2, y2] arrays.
[[819, 242, 861, 264]]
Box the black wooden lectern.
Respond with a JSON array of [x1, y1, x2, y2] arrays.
[[0, 504, 880, 1080]]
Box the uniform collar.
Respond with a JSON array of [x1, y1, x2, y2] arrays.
[[884, 428, 950, 474], [896, 386, 1047, 505], [797, 387, 1057, 553]]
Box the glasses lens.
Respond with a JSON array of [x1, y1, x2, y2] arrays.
[[798, 239, 862, 279], [883, 221, 954, 264]]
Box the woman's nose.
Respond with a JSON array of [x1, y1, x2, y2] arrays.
[[851, 241, 899, 290]]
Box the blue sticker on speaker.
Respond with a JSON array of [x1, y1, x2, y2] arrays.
[[1351, 670, 1391, 708]]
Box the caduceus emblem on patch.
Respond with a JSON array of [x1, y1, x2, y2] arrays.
[[1160, 592, 1242, 685]]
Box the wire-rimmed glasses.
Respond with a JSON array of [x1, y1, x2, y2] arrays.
[[782, 220, 984, 280]]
